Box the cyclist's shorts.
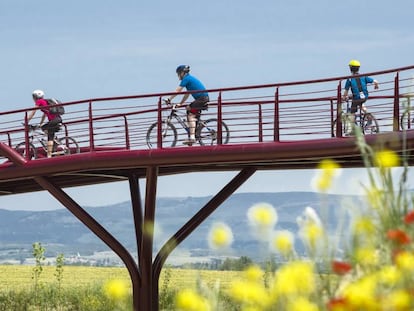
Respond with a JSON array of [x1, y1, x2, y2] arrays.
[[189, 96, 209, 115], [351, 98, 366, 113], [42, 116, 62, 140]]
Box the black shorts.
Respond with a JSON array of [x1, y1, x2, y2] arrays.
[[188, 96, 209, 115], [350, 98, 366, 113], [41, 116, 62, 141]]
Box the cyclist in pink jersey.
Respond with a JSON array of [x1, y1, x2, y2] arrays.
[[27, 89, 62, 158]]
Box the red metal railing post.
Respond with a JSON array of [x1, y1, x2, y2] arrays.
[[88, 101, 95, 151], [157, 97, 162, 149], [217, 92, 223, 144], [24, 111, 30, 160], [258, 104, 263, 142], [7, 133, 11, 148], [393, 72, 400, 131], [330, 99, 334, 137], [273, 87, 279, 142], [124, 116, 130, 149], [336, 81, 343, 138]]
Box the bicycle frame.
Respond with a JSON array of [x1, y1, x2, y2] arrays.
[[343, 100, 365, 127], [166, 106, 190, 133], [26, 126, 49, 152]]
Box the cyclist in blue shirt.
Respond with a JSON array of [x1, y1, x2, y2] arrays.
[[343, 60, 379, 125], [166, 65, 209, 145]]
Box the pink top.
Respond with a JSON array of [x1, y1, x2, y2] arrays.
[[35, 99, 58, 121]]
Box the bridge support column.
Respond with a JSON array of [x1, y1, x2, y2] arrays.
[[151, 167, 257, 310]]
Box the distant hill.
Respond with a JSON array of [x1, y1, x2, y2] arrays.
[[0, 192, 361, 264]]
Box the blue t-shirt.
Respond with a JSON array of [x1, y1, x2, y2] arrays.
[[179, 74, 208, 99], [345, 76, 374, 100]]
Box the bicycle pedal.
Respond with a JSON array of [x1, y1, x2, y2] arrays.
[[183, 139, 196, 146]]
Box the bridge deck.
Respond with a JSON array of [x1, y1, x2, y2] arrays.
[[1, 130, 413, 195]]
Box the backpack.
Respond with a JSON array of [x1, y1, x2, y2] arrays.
[[46, 98, 65, 115]]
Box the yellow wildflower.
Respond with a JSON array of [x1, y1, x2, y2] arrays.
[[247, 203, 278, 228], [270, 230, 294, 256], [228, 280, 271, 308], [244, 265, 264, 282], [207, 222, 233, 250], [374, 149, 400, 168], [318, 158, 341, 174], [353, 217, 376, 235], [103, 279, 129, 300], [395, 251, 414, 272], [273, 261, 316, 297], [287, 297, 319, 311], [312, 159, 341, 192], [355, 247, 378, 266], [376, 265, 402, 287], [175, 289, 210, 311], [142, 220, 154, 238], [383, 289, 412, 311], [247, 203, 278, 240], [341, 276, 378, 310]]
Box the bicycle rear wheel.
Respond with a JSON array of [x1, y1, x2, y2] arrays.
[[196, 119, 230, 146], [56, 137, 80, 155], [146, 121, 177, 148], [362, 113, 379, 134], [15, 142, 37, 159]]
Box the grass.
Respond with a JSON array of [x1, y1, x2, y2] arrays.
[[0, 265, 244, 310]]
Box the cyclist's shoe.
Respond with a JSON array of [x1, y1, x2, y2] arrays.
[[183, 138, 196, 146]]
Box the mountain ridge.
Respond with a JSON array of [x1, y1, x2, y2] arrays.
[[0, 192, 359, 264]]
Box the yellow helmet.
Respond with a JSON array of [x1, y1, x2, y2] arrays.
[[348, 59, 360, 73], [348, 59, 361, 67]]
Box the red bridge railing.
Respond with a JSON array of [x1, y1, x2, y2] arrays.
[[1, 65, 414, 163]]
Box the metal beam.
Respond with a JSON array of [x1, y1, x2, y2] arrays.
[[151, 167, 257, 310]]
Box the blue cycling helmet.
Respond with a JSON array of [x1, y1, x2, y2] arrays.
[[176, 65, 190, 74]]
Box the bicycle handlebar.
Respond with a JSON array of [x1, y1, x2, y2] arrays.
[[162, 99, 182, 111], [22, 123, 41, 131]]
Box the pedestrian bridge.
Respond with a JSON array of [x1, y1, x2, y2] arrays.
[[1, 65, 414, 310], [1, 65, 414, 194]]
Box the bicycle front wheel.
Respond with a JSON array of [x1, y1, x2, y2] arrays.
[[56, 137, 80, 155], [146, 121, 177, 148], [401, 111, 411, 130], [332, 113, 353, 137], [15, 142, 37, 159], [196, 119, 230, 146], [362, 113, 379, 134]]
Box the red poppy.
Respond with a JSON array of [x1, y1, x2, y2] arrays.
[[387, 229, 411, 245], [331, 260, 352, 275], [404, 210, 414, 224], [327, 297, 348, 311]]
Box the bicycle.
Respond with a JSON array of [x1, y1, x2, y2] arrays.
[[400, 94, 414, 130], [332, 99, 379, 136], [15, 124, 80, 159], [146, 101, 230, 148]]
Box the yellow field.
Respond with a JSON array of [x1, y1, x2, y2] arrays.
[[0, 265, 242, 292]]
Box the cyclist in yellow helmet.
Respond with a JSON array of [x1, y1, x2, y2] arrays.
[[343, 59, 379, 126]]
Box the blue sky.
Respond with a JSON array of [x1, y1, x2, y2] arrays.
[[1, 0, 414, 210]]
